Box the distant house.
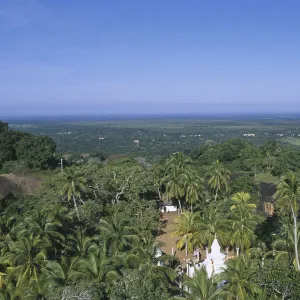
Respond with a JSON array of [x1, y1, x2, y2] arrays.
[[98, 137, 105, 140], [133, 140, 140, 144], [243, 133, 255, 137], [160, 201, 177, 213]]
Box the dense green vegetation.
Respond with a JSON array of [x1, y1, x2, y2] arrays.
[[1, 120, 300, 299], [8, 117, 300, 161], [0, 121, 56, 173]]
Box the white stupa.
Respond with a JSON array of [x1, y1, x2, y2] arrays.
[[187, 237, 226, 278], [202, 238, 226, 277]]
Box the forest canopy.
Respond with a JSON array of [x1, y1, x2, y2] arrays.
[[0, 121, 56, 171], [1, 120, 300, 299]]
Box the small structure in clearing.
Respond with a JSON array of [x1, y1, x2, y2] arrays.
[[160, 201, 177, 213]]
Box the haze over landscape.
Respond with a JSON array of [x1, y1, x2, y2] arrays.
[[1, 0, 300, 116]]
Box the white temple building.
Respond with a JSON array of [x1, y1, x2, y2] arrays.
[[187, 238, 226, 278]]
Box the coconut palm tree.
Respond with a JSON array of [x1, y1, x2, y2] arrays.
[[220, 257, 259, 300], [0, 215, 16, 237], [99, 213, 138, 255], [230, 206, 259, 254], [42, 256, 80, 287], [167, 152, 191, 169], [20, 274, 52, 300], [67, 227, 99, 258], [198, 204, 230, 248], [126, 238, 177, 284], [183, 267, 227, 300], [267, 221, 300, 267], [275, 171, 300, 270], [182, 166, 203, 212], [14, 209, 65, 253], [5, 234, 49, 289], [172, 212, 201, 255], [165, 165, 184, 213], [230, 192, 256, 210], [60, 167, 87, 220], [72, 243, 122, 295], [206, 160, 230, 202]]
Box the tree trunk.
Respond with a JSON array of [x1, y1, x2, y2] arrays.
[[186, 240, 188, 257], [178, 199, 182, 214], [191, 202, 193, 213], [157, 188, 162, 201], [215, 191, 218, 202], [291, 205, 300, 271], [72, 194, 80, 221]]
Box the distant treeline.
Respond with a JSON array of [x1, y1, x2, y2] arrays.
[[0, 121, 56, 172]]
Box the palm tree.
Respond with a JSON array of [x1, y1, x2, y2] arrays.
[[183, 267, 226, 300], [165, 165, 184, 213], [42, 256, 80, 287], [172, 212, 201, 256], [5, 234, 49, 289], [60, 167, 86, 220], [275, 171, 300, 270], [99, 214, 138, 255], [220, 257, 259, 300], [206, 160, 230, 202], [230, 192, 256, 210], [167, 152, 191, 169], [126, 238, 177, 284], [198, 204, 230, 248], [230, 206, 259, 254], [20, 274, 51, 300], [182, 166, 203, 212], [0, 215, 16, 237], [267, 221, 300, 267], [67, 227, 99, 258], [73, 243, 121, 295], [14, 209, 65, 253]]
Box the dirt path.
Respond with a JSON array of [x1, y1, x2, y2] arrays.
[[157, 212, 207, 263]]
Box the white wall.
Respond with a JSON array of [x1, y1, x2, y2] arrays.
[[160, 205, 177, 213]]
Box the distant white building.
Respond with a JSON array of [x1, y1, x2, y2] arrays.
[[160, 201, 177, 213], [133, 140, 140, 144], [187, 238, 226, 278], [243, 133, 255, 137]]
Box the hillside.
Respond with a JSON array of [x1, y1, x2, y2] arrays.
[[0, 173, 42, 199]]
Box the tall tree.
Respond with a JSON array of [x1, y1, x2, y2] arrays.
[[220, 257, 259, 300], [184, 267, 227, 300], [126, 238, 177, 284], [60, 167, 86, 220], [99, 214, 138, 255], [275, 171, 300, 271], [167, 152, 191, 169], [172, 212, 201, 255], [182, 166, 203, 212], [5, 234, 49, 290], [230, 192, 256, 210], [165, 165, 184, 213], [230, 205, 259, 254], [198, 204, 230, 248], [206, 160, 230, 202]]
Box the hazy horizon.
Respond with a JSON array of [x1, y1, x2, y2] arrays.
[[1, 1, 300, 116]]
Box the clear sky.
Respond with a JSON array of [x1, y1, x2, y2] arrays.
[[1, 0, 300, 116]]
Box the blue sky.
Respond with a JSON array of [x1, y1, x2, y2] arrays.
[[1, 0, 300, 116]]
